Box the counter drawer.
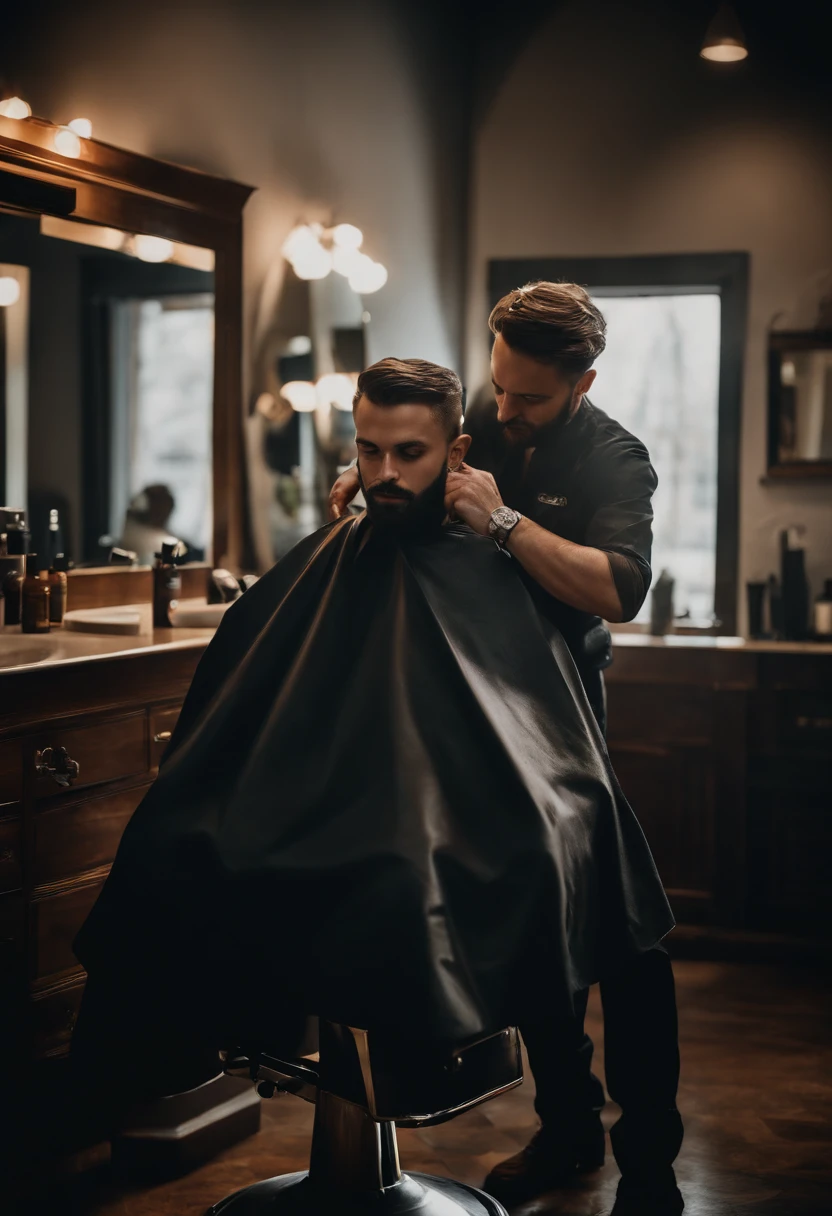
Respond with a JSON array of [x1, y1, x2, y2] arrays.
[[32, 783, 150, 886], [29, 875, 106, 981], [149, 704, 183, 768], [0, 739, 22, 808], [0, 815, 22, 893], [0, 892, 25, 975], [33, 712, 148, 800], [31, 977, 86, 1058]]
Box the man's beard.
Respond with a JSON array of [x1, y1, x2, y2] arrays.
[[360, 463, 449, 539]]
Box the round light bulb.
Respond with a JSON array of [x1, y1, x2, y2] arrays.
[[0, 97, 32, 119], [332, 246, 365, 278], [332, 223, 363, 251], [282, 224, 319, 262], [0, 277, 21, 307], [67, 117, 93, 139], [316, 373, 355, 412], [134, 234, 174, 263], [290, 244, 332, 280], [54, 127, 82, 158], [348, 259, 388, 295], [281, 380, 318, 412]]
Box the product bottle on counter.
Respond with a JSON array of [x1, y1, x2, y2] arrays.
[[1, 515, 30, 627], [21, 556, 50, 634], [48, 553, 69, 625], [780, 527, 810, 641], [650, 568, 675, 637], [814, 579, 832, 640], [46, 509, 64, 569], [153, 539, 188, 627]]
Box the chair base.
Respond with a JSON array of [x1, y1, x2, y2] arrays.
[[207, 1170, 507, 1215]]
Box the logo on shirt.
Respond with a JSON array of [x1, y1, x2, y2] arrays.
[[538, 493, 568, 507]]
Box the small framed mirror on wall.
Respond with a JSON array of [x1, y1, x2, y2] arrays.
[[0, 121, 254, 569], [767, 330, 832, 480]]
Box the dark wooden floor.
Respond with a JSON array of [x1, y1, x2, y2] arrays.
[[24, 961, 832, 1215]]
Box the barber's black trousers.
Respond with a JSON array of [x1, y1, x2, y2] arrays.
[[520, 945, 683, 1176]]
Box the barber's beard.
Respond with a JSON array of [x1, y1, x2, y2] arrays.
[[360, 464, 449, 540]]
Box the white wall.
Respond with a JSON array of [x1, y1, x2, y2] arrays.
[[468, 0, 832, 624]]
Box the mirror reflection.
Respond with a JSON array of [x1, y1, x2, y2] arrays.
[[253, 267, 367, 561], [0, 213, 214, 564], [775, 345, 832, 464]]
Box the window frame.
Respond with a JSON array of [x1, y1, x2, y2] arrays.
[[487, 253, 749, 635]]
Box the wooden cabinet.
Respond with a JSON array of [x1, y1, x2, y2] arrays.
[[606, 642, 832, 940], [0, 640, 207, 1066]]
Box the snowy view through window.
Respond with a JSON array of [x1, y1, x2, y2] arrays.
[[589, 294, 721, 625]]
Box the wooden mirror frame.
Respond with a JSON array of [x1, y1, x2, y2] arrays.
[[767, 329, 832, 481], [0, 115, 254, 567]]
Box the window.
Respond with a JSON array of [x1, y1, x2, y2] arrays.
[[489, 254, 748, 633], [589, 293, 721, 624]]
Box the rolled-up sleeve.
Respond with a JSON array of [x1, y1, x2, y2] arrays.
[[585, 446, 657, 621]]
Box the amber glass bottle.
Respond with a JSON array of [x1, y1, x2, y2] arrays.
[[48, 554, 69, 625], [21, 556, 50, 634]]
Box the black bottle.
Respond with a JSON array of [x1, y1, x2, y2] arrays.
[[153, 539, 188, 627], [1, 515, 30, 627], [780, 528, 809, 641]]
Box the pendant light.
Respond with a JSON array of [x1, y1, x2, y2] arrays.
[[700, 3, 748, 62]]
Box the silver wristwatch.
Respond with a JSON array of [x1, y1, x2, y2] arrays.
[[488, 506, 522, 548]]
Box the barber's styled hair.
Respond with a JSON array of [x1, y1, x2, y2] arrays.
[[489, 281, 607, 375], [354, 357, 463, 440]]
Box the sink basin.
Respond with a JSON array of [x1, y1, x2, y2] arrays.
[[0, 636, 55, 667], [0, 628, 148, 670]]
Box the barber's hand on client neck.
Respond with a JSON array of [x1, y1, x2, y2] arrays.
[[328, 464, 361, 520]]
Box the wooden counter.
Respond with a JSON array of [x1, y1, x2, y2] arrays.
[[606, 633, 832, 945]]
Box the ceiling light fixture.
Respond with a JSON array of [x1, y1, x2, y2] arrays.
[[700, 3, 748, 62]]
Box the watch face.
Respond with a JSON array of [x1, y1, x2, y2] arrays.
[[493, 507, 517, 529]]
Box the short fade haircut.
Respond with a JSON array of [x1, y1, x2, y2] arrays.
[[353, 357, 463, 441], [489, 281, 606, 376]]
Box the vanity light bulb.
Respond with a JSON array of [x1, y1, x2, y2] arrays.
[[332, 224, 363, 251], [282, 224, 319, 263], [0, 96, 32, 119], [134, 234, 174, 263], [67, 117, 93, 139], [316, 373, 355, 412], [290, 244, 333, 281], [281, 380, 318, 412], [332, 246, 364, 278], [54, 127, 82, 158], [0, 277, 21, 307], [348, 259, 388, 295]]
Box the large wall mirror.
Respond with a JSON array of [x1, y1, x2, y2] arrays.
[[250, 267, 367, 563], [0, 124, 252, 569], [768, 330, 832, 479]]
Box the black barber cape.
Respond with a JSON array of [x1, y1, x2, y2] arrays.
[[73, 516, 673, 1090]]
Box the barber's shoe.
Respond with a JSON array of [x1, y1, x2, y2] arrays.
[[610, 1175, 685, 1215], [482, 1118, 605, 1206]]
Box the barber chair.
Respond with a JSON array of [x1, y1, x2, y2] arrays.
[[208, 1020, 522, 1215]]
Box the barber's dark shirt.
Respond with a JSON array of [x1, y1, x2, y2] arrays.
[[466, 397, 657, 680]]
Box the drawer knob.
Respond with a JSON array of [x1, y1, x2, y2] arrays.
[[35, 746, 80, 788], [153, 730, 173, 744]]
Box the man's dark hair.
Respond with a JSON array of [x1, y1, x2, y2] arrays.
[[353, 357, 463, 441], [489, 281, 607, 375]]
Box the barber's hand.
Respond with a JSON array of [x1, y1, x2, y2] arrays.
[[444, 464, 503, 535], [328, 465, 361, 521]]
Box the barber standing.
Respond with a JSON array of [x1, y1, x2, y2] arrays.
[[329, 282, 684, 1216]]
